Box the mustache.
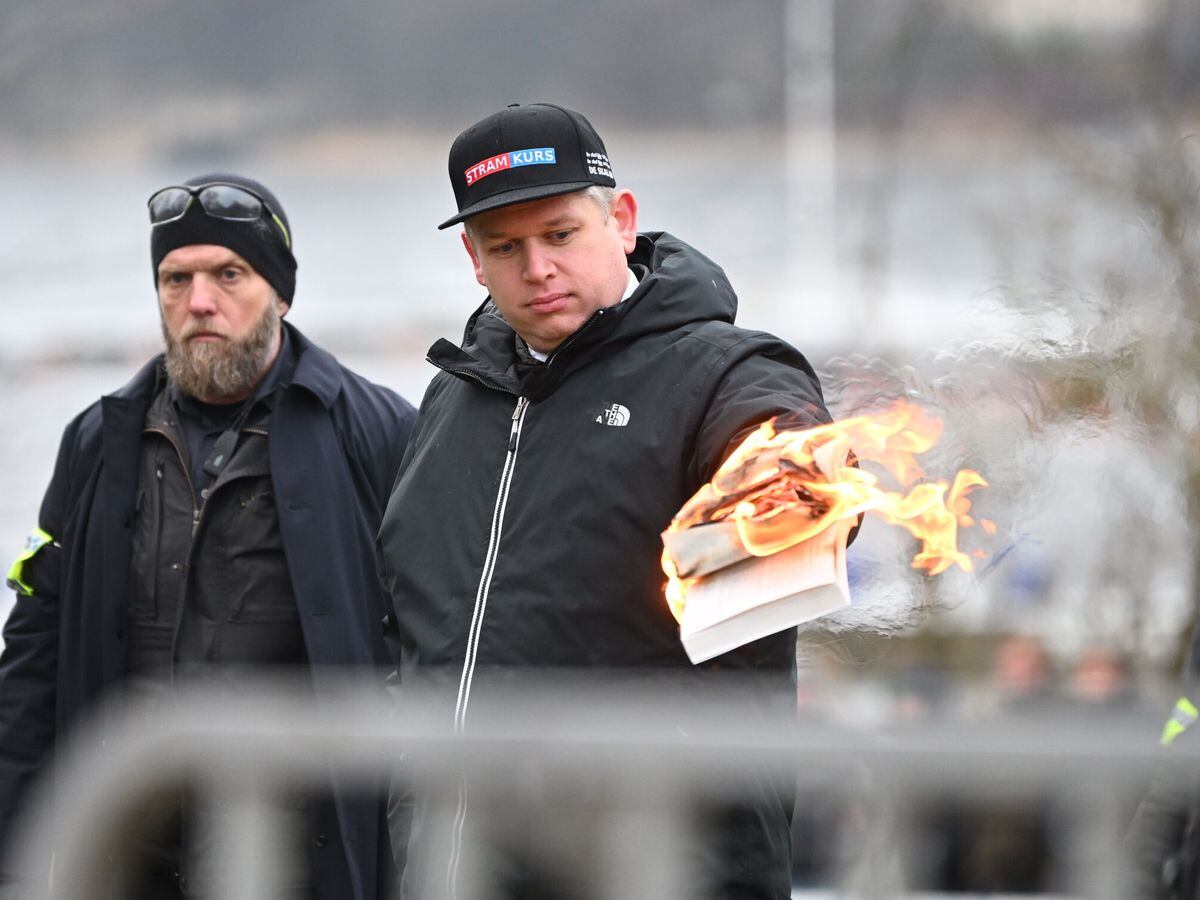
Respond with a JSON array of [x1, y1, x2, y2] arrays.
[[178, 323, 229, 341]]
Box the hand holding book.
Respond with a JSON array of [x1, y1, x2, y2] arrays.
[[661, 403, 990, 664], [662, 429, 854, 664]]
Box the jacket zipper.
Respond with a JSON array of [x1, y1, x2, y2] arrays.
[[144, 427, 202, 535], [145, 422, 257, 680], [447, 394, 529, 899], [143, 427, 205, 685], [544, 307, 604, 367], [430, 360, 511, 394], [443, 312, 602, 722], [453, 394, 529, 731], [443, 299, 615, 893]]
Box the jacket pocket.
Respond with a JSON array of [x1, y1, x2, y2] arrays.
[[220, 487, 299, 624], [129, 485, 162, 619]]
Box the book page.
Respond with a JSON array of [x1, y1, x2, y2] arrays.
[[679, 520, 851, 663]]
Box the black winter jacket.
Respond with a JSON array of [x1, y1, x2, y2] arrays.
[[0, 323, 416, 899], [378, 233, 830, 898]]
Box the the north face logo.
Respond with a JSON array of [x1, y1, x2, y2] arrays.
[[595, 403, 630, 427]]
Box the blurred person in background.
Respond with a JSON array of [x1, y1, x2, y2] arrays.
[[1068, 644, 1137, 712], [0, 173, 415, 899], [991, 631, 1057, 714], [919, 633, 1060, 893], [378, 102, 833, 900], [1128, 619, 1200, 898]]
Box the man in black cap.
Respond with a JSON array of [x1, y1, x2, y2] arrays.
[[0, 173, 416, 898], [378, 105, 832, 898]]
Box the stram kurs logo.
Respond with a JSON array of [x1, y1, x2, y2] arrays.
[[464, 148, 557, 186], [596, 403, 630, 427]]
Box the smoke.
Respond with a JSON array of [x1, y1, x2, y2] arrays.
[[800, 523, 952, 636], [809, 210, 1198, 652]]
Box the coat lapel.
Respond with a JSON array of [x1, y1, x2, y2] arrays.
[[95, 392, 149, 683]]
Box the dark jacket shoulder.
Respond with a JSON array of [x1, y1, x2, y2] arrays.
[[284, 323, 417, 501]]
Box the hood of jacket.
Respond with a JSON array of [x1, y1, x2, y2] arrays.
[[426, 232, 738, 401]]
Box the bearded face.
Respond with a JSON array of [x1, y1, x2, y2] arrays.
[[162, 298, 280, 403]]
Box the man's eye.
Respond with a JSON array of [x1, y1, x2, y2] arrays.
[[220, 268, 241, 280], [550, 230, 573, 242], [492, 242, 516, 255], [163, 273, 188, 286]]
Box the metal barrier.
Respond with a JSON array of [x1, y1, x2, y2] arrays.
[[3, 675, 1183, 899]]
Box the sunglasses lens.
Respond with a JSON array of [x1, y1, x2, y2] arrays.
[[147, 188, 192, 224], [197, 185, 262, 220], [147, 183, 287, 248]]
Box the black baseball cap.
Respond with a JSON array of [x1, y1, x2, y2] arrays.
[[439, 102, 617, 230]]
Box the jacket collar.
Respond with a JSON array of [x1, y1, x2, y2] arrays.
[[427, 232, 735, 401], [425, 299, 629, 401], [281, 321, 342, 409], [106, 356, 163, 403]]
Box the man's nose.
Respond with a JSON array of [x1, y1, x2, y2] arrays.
[[187, 274, 220, 316], [522, 242, 556, 282]]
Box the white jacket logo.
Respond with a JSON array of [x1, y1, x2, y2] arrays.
[[596, 403, 630, 427]]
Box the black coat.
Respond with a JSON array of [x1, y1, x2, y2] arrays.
[[378, 233, 830, 898], [0, 322, 415, 899]]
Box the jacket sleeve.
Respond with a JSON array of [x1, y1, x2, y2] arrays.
[[339, 377, 417, 518], [1125, 759, 1190, 898], [333, 376, 416, 676], [691, 332, 831, 485], [1125, 641, 1200, 899], [0, 418, 77, 861]]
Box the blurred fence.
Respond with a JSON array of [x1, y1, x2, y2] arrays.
[[3, 676, 1180, 899]]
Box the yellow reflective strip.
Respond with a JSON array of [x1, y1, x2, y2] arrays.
[[1163, 719, 1187, 746], [270, 213, 291, 249], [5, 527, 54, 597], [1162, 697, 1200, 745]]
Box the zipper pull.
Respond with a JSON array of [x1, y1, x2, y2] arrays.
[[191, 508, 200, 537], [507, 398, 526, 452]]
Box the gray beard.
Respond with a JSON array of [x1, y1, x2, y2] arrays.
[[162, 302, 280, 402]]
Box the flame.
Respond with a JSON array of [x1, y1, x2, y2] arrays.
[[663, 400, 987, 620]]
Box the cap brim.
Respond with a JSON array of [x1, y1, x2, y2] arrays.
[[437, 180, 599, 230]]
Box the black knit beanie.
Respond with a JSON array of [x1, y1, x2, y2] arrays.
[[150, 172, 298, 303]]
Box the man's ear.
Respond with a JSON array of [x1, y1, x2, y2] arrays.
[[277, 297, 291, 318], [612, 189, 639, 254], [461, 230, 487, 287]]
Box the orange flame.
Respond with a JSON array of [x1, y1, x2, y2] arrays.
[[663, 401, 987, 619]]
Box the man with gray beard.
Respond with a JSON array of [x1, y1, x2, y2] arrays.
[[0, 173, 415, 899]]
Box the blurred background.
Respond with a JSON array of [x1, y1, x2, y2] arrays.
[[3, 0, 1200, 891]]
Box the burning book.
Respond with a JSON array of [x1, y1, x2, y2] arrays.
[[666, 517, 854, 664], [662, 401, 988, 663]]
